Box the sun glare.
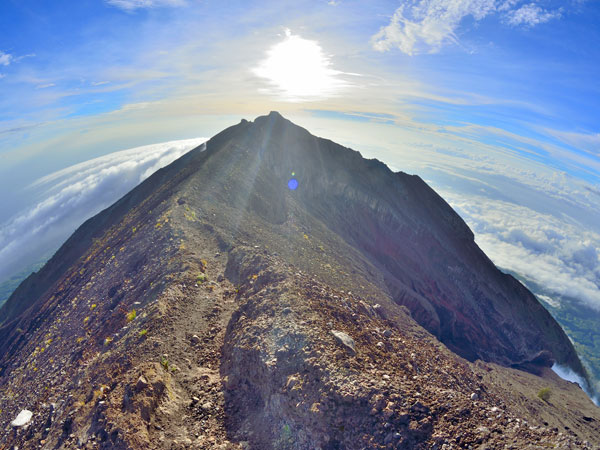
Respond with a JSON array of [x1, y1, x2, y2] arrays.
[[253, 30, 348, 101]]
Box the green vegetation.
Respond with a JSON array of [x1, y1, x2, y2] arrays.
[[139, 329, 148, 337], [160, 355, 170, 371], [197, 273, 207, 283], [537, 387, 551, 402], [126, 309, 136, 322]]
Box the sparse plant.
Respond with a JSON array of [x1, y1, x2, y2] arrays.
[[160, 355, 170, 371], [90, 303, 97, 310], [104, 337, 113, 346], [126, 309, 136, 322], [197, 273, 207, 283], [537, 387, 551, 402], [139, 329, 148, 337]]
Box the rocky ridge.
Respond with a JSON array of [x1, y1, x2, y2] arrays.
[[0, 112, 598, 449]]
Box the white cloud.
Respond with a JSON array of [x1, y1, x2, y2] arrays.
[[506, 3, 562, 26], [105, 0, 186, 11], [36, 83, 56, 89], [372, 0, 496, 54], [0, 138, 206, 282], [372, 0, 563, 54], [546, 129, 600, 157], [0, 51, 13, 66], [441, 191, 600, 311], [553, 363, 599, 406]]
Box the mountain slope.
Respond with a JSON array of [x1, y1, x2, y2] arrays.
[[0, 112, 598, 449]]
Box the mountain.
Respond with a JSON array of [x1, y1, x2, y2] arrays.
[[0, 112, 598, 449]]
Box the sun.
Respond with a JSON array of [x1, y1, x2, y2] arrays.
[[253, 29, 348, 101]]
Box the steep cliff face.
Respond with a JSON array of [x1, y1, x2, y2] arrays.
[[0, 112, 597, 449]]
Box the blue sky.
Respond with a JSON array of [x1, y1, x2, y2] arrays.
[[1, 1, 599, 309]]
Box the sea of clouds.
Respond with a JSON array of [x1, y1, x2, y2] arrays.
[[443, 191, 600, 312], [0, 138, 206, 282]]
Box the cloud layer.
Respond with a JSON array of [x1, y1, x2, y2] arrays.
[[372, 0, 564, 54], [105, 0, 186, 11], [0, 138, 206, 282], [443, 191, 600, 311]]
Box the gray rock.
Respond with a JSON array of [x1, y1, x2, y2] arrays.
[[471, 392, 479, 401], [330, 330, 356, 354], [135, 375, 149, 392], [383, 329, 392, 338]]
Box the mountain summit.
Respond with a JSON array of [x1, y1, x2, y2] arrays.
[[0, 113, 598, 449]]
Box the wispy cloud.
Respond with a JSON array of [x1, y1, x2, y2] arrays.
[[0, 51, 13, 66], [105, 0, 186, 11], [506, 3, 562, 26], [0, 138, 206, 281], [546, 129, 600, 157], [36, 83, 56, 90], [372, 0, 564, 55]]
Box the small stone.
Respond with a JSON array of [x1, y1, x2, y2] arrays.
[[201, 402, 213, 411], [11, 410, 33, 427], [470, 393, 479, 401], [330, 330, 356, 354], [376, 341, 385, 348], [135, 375, 149, 392], [383, 330, 392, 338], [190, 335, 201, 346]]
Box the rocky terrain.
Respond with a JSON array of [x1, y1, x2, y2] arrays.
[[0, 112, 598, 449]]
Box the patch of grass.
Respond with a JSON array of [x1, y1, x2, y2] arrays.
[[126, 309, 136, 322], [160, 355, 170, 371], [197, 273, 208, 283], [537, 387, 551, 402], [139, 329, 148, 337]]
